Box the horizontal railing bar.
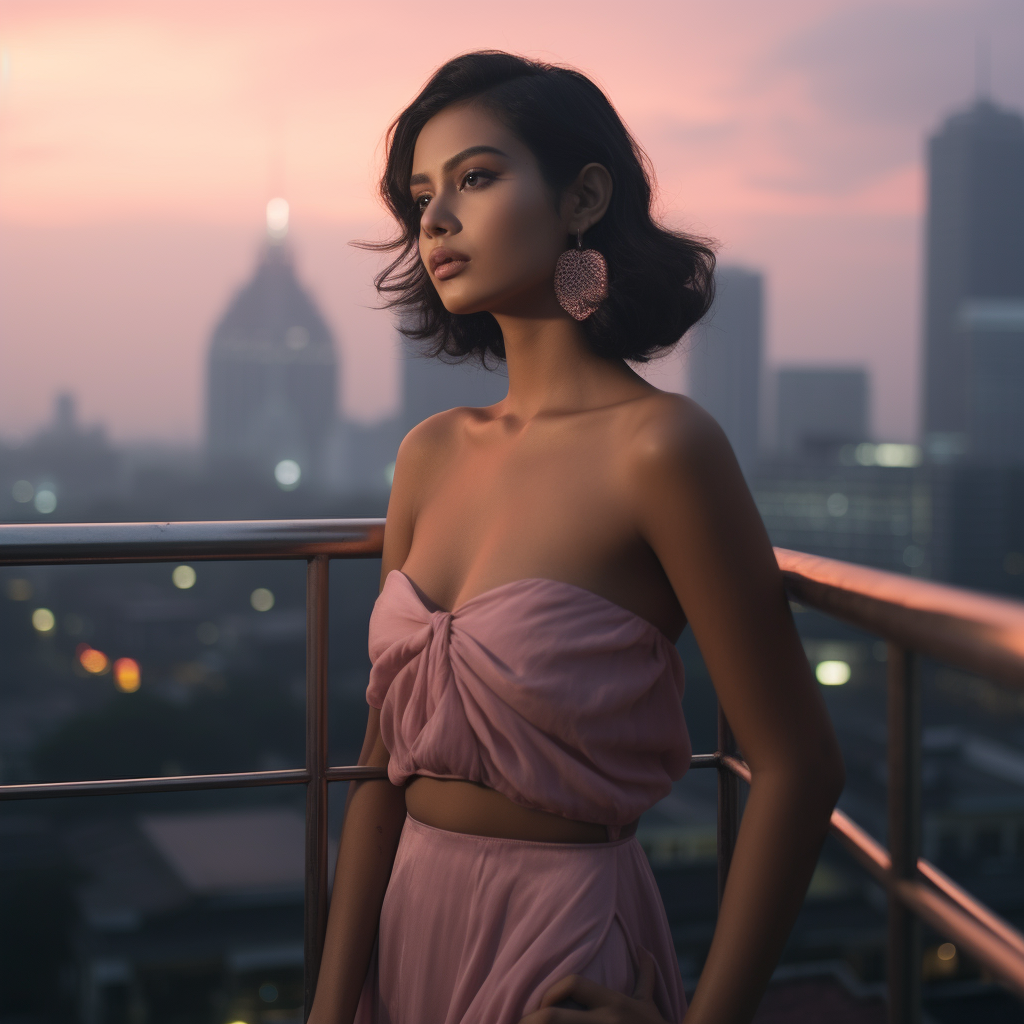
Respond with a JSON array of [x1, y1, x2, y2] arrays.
[[0, 767, 311, 799], [776, 547, 1024, 690], [2, 523, 1022, 690], [0, 757, 719, 802], [325, 766, 390, 782], [0, 765, 394, 800], [690, 753, 719, 769], [719, 758, 1024, 998], [0, 518, 386, 566]]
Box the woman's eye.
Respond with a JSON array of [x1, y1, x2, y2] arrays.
[[414, 194, 431, 212], [459, 169, 493, 191]]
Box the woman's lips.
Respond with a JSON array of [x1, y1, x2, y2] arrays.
[[433, 258, 469, 280], [429, 247, 470, 280]]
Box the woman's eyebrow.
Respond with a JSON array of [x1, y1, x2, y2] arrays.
[[409, 145, 509, 187]]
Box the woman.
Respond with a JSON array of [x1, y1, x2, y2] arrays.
[[309, 52, 844, 1024]]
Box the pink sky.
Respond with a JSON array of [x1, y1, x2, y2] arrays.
[[0, 0, 1020, 443]]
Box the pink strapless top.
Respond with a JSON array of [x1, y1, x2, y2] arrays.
[[366, 570, 691, 827]]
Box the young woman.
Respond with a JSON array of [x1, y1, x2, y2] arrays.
[[308, 52, 844, 1024]]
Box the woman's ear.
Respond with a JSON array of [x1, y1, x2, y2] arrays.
[[564, 163, 613, 235]]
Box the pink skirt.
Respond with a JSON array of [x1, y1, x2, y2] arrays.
[[355, 814, 686, 1024]]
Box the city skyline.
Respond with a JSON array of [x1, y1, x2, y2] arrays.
[[1, 1, 1022, 443]]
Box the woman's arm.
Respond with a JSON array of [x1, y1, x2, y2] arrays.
[[308, 425, 432, 1024], [307, 710, 407, 1024], [633, 398, 845, 1024]]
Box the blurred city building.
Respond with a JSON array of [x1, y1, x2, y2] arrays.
[[923, 97, 1024, 464], [72, 808, 310, 1024], [400, 337, 508, 438], [752, 459, 928, 577], [206, 202, 339, 489], [775, 367, 869, 461], [0, 393, 123, 520], [957, 299, 1024, 464], [685, 266, 763, 476]]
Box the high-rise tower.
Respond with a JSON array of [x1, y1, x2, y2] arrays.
[[685, 266, 763, 475], [775, 367, 869, 458], [923, 99, 1024, 461], [206, 201, 338, 484]]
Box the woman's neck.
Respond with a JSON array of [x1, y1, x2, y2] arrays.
[[492, 307, 652, 421]]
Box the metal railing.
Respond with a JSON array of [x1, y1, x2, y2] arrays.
[[773, 548, 1024, 1021], [0, 521, 1022, 1023]]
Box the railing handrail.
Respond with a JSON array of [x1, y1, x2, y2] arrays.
[[0, 517, 386, 565], [2, 520, 1024, 1018], [776, 547, 1024, 689]]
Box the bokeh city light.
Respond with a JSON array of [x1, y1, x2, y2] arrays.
[[31, 607, 55, 633], [172, 564, 197, 589], [78, 645, 110, 675], [113, 657, 141, 692], [274, 459, 301, 490], [815, 660, 851, 686]]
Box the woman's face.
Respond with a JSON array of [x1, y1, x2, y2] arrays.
[[411, 102, 569, 317]]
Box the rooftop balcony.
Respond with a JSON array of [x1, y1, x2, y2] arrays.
[[2, 519, 1023, 1024]]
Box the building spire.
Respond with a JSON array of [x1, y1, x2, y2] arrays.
[[266, 197, 289, 243], [975, 36, 991, 100]]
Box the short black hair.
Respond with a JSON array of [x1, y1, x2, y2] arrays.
[[365, 51, 716, 365]]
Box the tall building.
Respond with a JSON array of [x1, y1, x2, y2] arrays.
[[958, 299, 1024, 463], [400, 341, 508, 436], [923, 98, 1024, 462], [684, 267, 763, 475], [206, 202, 338, 485], [776, 368, 868, 459]]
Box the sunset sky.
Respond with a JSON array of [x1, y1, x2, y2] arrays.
[[1, 0, 1022, 443]]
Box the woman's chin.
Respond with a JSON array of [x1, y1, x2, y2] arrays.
[[438, 293, 493, 317], [439, 285, 543, 318]]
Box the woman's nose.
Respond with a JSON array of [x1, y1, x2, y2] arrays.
[[421, 196, 458, 238]]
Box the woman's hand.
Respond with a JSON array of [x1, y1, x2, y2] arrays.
[[519, 948, 674, 1024]]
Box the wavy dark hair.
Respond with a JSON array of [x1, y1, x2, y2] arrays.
[[365, 51, 716, 364]]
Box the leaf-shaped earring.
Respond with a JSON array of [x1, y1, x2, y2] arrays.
[[554, 229, 609, 321]]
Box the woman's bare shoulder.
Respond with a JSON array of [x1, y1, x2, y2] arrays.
[[394, 405, 478, 480], [616, 390, 734, 476]]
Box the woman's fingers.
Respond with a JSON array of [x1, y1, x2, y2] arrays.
[[536, 973, 607, 1010], [518, 1007, 596, 1024], [518, 960, 673, 1024]]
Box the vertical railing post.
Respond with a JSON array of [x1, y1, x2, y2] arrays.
[[887, 643, 922, 1024], [717, 702, 740, 907], [304, 554, 330, 1020]]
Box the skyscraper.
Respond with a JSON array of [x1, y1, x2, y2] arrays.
[[685, 266, 763, 475], [923, 99, 1024, 461], [776, 368, 869, 459], [206, 203, 338, 485]]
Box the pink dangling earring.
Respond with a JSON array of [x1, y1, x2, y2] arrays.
[[554, 229, 609, 321]]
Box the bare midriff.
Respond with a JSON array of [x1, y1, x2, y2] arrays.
[[404, 776, 637, 843]]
